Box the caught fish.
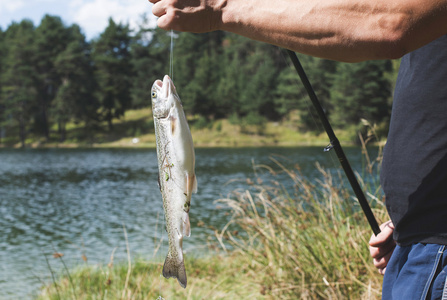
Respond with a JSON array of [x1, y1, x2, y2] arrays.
[[151, 75, 197, 288]]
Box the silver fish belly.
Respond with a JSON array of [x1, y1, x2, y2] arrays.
[[151, 75, 197, 288]]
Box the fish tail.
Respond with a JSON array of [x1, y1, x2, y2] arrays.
[[162, 252, 187, 288]]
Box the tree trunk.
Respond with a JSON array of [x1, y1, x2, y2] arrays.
[[41, 102, 50, 141], [59, 122, 66, 142], [107, 114, 114, 131], [19, 117, 26, 148]]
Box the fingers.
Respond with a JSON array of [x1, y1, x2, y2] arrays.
[[369, 220, 396, 258], [151, 0, 177, 31], [369, 220, 394, 247], [372, 255, 393, 276], [148, 0, 220, 33], [157, 14, 174, 30], [368, 220, 396, 275], [370, 238, 395, 260], [152, 1, 166, 18], [373, 248, 394, 269]]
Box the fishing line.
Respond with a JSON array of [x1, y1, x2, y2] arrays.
[[169, 29, 174, 80]]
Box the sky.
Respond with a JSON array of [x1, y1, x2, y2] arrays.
[[0, 0, 156, 40]]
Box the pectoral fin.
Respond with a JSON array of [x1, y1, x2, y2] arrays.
[[186, 173, 197, 195], [170, 115, 177, 135]]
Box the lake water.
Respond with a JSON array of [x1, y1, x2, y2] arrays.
[[0, 146, 377, 299]]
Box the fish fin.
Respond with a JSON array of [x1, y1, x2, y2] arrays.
[[192, 175, 197, 194], [162, 252, 187, 288], [183, 212, 191, 237], [186, 173, 197, 195], [157, 175, 161, 191]]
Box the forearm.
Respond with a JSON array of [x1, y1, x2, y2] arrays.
[[219, 0, 446, 62], [151, 0, 447, 62]]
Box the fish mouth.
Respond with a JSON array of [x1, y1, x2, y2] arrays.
[[152, 75, 177, 98], [152, 75, 173, 99], [151, 75, 177, 119], [154, 79, 163, 88]]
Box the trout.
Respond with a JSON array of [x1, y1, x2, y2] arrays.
[[151, 75, 197, 288]]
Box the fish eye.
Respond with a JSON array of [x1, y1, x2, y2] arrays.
[[151, 91, 157, 98]]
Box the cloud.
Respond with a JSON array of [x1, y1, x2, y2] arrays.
[[0, 0, 74, 30], [0, 1, 25, 14], [69, 0, 156, 40], [0, 0, 157, 39]]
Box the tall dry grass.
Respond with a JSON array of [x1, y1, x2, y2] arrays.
[[216, 139, 388, 299]]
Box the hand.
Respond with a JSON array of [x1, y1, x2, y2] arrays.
[[149, 0, 225, 33], [369, 220, 396, 275]]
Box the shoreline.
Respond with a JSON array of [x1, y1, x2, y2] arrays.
[[0, 110, 386, 150], [0, 140, 357, 149]]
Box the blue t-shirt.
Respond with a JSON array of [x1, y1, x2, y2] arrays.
[[381, 34, 447, 245]]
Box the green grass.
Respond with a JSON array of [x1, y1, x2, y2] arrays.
[[35, 142, 387, 299], [36, 254, 265, 300]]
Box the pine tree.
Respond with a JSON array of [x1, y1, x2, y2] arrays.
[[34, 15, 72, 140], [184, 49, 221, 117], [1, 20, 38, 147], [237, 42, 281, 121], [274, 66, 303, 116], [172, 32, 224, 115], [0, 27, 5, 143], [294, 55, 337, 131], [93, 18, 133, 130], [217, 34, 285, 121], [131, 25, 170, 109], [216, 47, 244, 118], [330, 60, 392, 128], [53, 24, 98, 141]]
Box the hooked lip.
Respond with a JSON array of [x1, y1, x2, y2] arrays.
[[153, 75, 173, 98], [162, 75, 177, 96], [163, 74, 171, 84], [152, 75, 175, 120]]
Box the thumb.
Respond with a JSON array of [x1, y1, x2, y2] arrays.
[[369, 220, 394, 247]]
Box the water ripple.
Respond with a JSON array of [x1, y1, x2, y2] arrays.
[[0, 147, 369, 299]]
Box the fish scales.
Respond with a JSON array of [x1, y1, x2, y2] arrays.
[[151, 75, 197, 289]]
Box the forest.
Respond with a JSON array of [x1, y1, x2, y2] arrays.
[[0, 14, 398, 147]]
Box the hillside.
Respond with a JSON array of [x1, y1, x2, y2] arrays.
[[0, 108, 363, 148]]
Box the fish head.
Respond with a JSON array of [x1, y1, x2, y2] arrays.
[[151, 75, 181, 119]]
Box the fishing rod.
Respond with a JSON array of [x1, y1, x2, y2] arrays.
[[286, 49, 381, 236]]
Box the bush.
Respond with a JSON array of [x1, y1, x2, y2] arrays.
[[193, 116, 211, 130]]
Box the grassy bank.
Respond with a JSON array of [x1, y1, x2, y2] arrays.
[[36, 146, 387, 299], [1, 108, 369, 148], [36, 254, 263, 299]]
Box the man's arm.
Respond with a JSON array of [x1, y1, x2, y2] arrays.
[[150, 0, 447, 62]]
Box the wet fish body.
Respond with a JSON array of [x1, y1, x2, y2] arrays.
[[151, 75, 197, 288]]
